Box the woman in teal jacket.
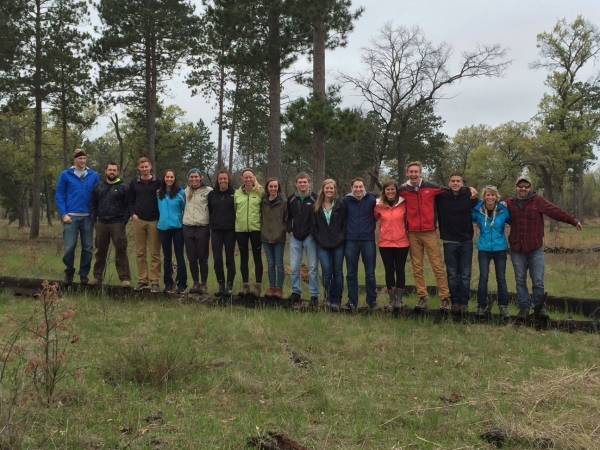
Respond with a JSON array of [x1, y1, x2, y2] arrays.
[[157, 170, 187, 293], [471, 186, 511, 319]]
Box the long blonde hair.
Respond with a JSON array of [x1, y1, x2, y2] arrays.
[[241, 168, 262, 195], [481, 186, 500, 227], [314, 179, 337, 212]]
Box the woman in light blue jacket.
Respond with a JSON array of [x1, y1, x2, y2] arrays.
[[157, 170, 187, 294], [471, 186, 511, 319]]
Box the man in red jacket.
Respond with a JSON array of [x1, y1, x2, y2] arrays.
[[506, 175, 581, 319]]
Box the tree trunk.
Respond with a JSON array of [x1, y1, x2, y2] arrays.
[[578, 157, 584, 224], [18, 193, 25, 228], [312, 14, 326, 189], [396, 117, 409, 179], [110, 114, 125, 174], [229, 69, 241, 173], [217, 55, 225, 171], [61, 88, 68, 169], [45, 178, 52, 226], [30, 0, 42, 239], [267, 5, 281, 179], [144, 37, 157, 170], [25, 190, 31, 228]]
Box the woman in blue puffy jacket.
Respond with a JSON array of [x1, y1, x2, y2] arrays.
[[157, 170, 187, 294], [471, 186, 511, 319]]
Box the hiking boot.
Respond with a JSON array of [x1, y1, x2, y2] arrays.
[[272, 287, 283, 299], [342, 302, 357, 310], [517, 308, 529, 319], [265, 286, 276, 298], [134, 281, 149, 291], [150, 284, 160, 293], [238, 283, 250, 297], [121, 280, 131, 288], [329, 302, 340, 312], [415, 296, 428, 311], [252, 284, 261, 298], [368, 301, 380, 310], [475, 306, 487, 317], [198, 283, 208, 294], [498, 305, 510, 319], [392, 301, 403, 312], [309, 296, 319, 307], [451, 303, 461, 314], [176, 287, 187, 295], [162, 286, 173, 293], [87, 278, 101, 286], [215, 281, 225, 296], [460, 305, 469, 315], [288, 292, 301, 303], [189, 283, 201, 294], [63, 272, 74, 287], [224, 282, 233, 296], [80, 276, 89, 285], [440, 297, 451, 312], [533, 304, 549, 319]]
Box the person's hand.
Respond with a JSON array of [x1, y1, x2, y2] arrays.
[[469, 187, 478, 199], [62, 214, 72, 224], [132, 214, 139, 220], [575, 221, 582, 231]]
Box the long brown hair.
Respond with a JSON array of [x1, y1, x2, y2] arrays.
[[378, 179, 399, 208], [314, 179, 337, 212], [158, 170, 178, 199]]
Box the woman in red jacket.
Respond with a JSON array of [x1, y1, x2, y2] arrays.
[[374, 180, 409, 312]]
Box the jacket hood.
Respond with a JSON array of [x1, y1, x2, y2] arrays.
[[376, 197, 404, 207], [511, 190, 536, 201]]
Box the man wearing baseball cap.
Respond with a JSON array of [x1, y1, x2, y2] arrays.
[[506, 175, 581, 319]]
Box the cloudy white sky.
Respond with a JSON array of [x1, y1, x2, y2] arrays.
[[90, 0, 600, 145]]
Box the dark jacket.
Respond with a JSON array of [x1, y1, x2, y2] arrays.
[[261, 195, 288, 243], [398, 180, 444, 232], [311, 200, 347, 249], [207, 187, 236, 230], [435, 187, 478, 242], [342, 192, 377, 240], [90, 179, 130, 225], [128, 176, 161, 221], [287, 192, 317, 241], [506, 191, 578, 253]]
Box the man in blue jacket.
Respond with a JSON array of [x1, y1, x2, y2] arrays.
[[54, 149, 100, 286], [342, 177, 378, 309]]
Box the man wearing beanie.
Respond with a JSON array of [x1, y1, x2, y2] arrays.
[[55, 149, 100, 286]]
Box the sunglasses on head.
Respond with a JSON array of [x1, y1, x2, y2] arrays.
[[516, 183, 531, 188], [485, 185, 497, 189]]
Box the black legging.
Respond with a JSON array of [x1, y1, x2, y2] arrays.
[[236, 231, 263, 284], [211, 229, 236, 285], [379, 246, 409, 289]]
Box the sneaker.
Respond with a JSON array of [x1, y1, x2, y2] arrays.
[[329, 302, 340, 312], [63, 272, 74, 287], [134, 282, 149, 291], [475, 306, 487, 317], [288, 292, 301, 303], [272, 287, 283, 299], [498, 305, 510, 319], [415, 296, 428, 311], [252, 284, 261, 298], [189, 283, 201, 294], [150, 284, 160, 293], [176, 287, 187, 295], [162, 286, 174, 293], [238, 284, 250, 297], [342, 302, 357, 310], [265, 286, 276, 298], [517, 308, 529, 319], [451, 303, 461, 314], [87, 278, 101, 286], [368, 301, 380, 309], [80, 276, 89, 285], [121, 280, 131, 288], [309, 296, 319, 307], [198, 283, 208, 294], [440, 297, 451, 312], [460, 305, 469, 315]]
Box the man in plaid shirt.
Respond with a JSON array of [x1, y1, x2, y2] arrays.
[[506, 175, 581, 319]]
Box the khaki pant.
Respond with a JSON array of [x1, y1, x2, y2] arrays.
[[408, 231, 449, 299], [132, 219, 161, 283]]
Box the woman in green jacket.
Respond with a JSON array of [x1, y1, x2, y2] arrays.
[[234, 168, 264, 297]]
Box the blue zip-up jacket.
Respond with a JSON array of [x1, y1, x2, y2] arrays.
[[342, 191, 377, 241], [55, 167, 100, 217], [157, 187, 186, 230], [471, 200, 510, 252]]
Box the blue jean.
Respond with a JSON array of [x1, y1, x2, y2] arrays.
[[289, 235, 319, 297], [510, 247, 545, 309], [317, 244, 345, 305], [477, 250, 508, 307], [443, 240, 473, 306], [263, 242, 285, 288], [159, 228, 187, 291], [345, 240, 376, 306], [62, 215, 93, 276]]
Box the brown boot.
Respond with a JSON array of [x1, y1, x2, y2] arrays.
[[252, 284, 261, 298], [265, 286, 276, 298], [272, 287, 283, 299], [415, 296, 428, 311], [440, 297, 451, 312]]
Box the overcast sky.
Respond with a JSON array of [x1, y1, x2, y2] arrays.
[[90, 0, 600, 147]]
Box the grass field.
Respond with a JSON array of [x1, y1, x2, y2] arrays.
[[1, 221, 600, 449]]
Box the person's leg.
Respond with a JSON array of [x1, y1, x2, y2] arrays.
[[408, 232, 427, 298], [79, 216, 94, 278], [198, 226, 210, 284], [61, 220, 79, 277], [109, 222, 130, 281], [527, 247, 545, 308], [289, 235, 303, 295], [92, 222, 111, 281], [361, 240, 377, 305], [379, 247, 396, 290], [132, 218, 149, 283], [236, 232, 250, 283], [274, 242, 285, 289], [172, 228, 187, 291], [249, 231, 263, 284], [493, 251, 509, 307], [223, 230, 237, 286], [510, 251, 530, 310], [304, 234, 320, 298], [317, 246, 333, 300], [183, 226, 199, 284], [344, 240, 359, 306], [477, 250, 492, 308], [159, 229, 173, 289], [330, 243, 345, 304], [457, 240, 473, 306], [422, 231, 450, 299], [145, 220, 161, 284], [394, 247, 409, 289], [263, 242, 276, 287], [443, 242, 460, 305], [211, 229, 225, 283]]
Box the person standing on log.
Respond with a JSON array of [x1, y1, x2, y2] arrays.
[[506, 175, 581, 320]]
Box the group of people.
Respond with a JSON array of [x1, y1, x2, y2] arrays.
[[55, 151, 582, 318]]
